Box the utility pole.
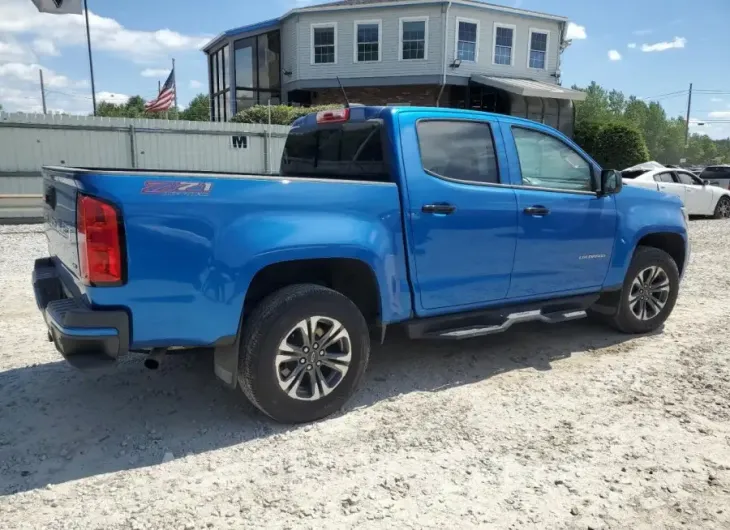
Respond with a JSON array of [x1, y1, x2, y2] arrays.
[[684, 82, 693, 147], [84, 0, 97, 115], [39, 69, 47, 114]]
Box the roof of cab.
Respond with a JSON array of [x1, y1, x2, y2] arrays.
[[291, 105, 546, 129]]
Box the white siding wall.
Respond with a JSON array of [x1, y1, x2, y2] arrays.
[[285, 4, 563, 85], [281, 16, 299, 85], [446, 4, 562, 82], [294, 5, 445, 81]]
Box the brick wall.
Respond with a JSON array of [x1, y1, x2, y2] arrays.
[[311, 85, 441, 107]]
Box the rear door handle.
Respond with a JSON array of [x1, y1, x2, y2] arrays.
[[523, 205, 550, 216], [422, 203, 456, 215]]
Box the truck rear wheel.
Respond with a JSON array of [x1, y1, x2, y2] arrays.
[[238, 284, 370, 423], [607, 246, 680, 334]]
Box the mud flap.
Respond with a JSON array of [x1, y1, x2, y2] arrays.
[[213, 343, 239, 389]]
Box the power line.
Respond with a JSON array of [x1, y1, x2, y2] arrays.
[[639, 90, 688, 100]]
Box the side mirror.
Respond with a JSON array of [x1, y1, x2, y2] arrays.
[[600, 169, 622, 195]]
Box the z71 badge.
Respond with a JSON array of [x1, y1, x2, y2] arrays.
[[141, 181, 213, 195]]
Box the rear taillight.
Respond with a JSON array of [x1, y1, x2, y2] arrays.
[[76, 194, 124, 286], [316, 108, 350, 124]]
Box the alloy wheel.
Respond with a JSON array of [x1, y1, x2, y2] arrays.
[[275, 316, 352, 401], [628, 266, 671, 321]]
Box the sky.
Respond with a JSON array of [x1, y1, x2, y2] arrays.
[[1, 0, 729, 138]]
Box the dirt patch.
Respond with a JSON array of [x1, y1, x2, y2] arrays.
[[1, 221, 729, 529]]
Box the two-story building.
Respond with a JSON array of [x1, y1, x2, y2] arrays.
[[203, 0, 586, 135]]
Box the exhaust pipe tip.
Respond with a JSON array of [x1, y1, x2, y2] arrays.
[[144, 348, 166, 370], [144, 358, 161, 370]]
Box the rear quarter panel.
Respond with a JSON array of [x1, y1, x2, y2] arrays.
[[72, 172, 411, 349]]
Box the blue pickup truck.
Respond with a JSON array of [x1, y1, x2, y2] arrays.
[[34, 106, 689, 423]]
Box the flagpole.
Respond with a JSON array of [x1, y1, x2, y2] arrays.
[[83, 0, 97, 115], [172, 58, 177, 110]]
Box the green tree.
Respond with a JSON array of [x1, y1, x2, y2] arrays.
[[180, 94, 210, 121], [607, 89, 626, 117], [594, 123, 650, 169], [573, 81, 611, 127], [642, 102, 668, 158]]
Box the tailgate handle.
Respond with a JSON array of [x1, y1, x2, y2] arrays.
[[44, 187, 56, 209]]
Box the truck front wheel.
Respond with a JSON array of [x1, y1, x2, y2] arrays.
[[608, 246, 680, 334], [238, 284, 371, 423]]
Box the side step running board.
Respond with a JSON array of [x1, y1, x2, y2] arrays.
[[436, 309, 587, 339], [405, 293, 599, 341]]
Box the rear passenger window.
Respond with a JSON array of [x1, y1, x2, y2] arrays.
[[416, 120, 500, 184], [654, 172, 675, 183]]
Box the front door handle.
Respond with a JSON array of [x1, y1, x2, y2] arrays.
[[422, 203, 456, 215], [523, 205, 550, 216]]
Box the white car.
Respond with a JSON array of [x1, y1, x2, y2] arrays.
[[623, 167, 730, 219]]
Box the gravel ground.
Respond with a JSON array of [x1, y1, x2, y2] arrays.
[[0, 221, 729, 530]]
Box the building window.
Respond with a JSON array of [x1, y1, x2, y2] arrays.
[[209, 44, 229, 121], [456, 18, 479, 62], [233, 30, 281, 115], [311, 24, 337, 64], [528, 29, 548, 69], [493, 23, 515, 66], [400, 17, 428, 60], [355, 20, 381, 62]]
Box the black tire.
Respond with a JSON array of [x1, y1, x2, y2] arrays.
[[606, 246, 680, 334], [238, 284, 370, 424], [714, 196, 730, 219]]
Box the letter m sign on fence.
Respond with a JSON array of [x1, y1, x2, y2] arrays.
[[231, 136, 248, 149]]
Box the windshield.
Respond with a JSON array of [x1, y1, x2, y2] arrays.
[[280, 121, 391, 182]]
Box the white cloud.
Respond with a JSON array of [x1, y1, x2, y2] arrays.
[[0, 0, 210, 63], [566, 22, 587, 40], [0, 37, 35, 62], [32, 38, 60, 56], [608, 50, 622, 61], [710, 97, 723, 103], [627, 43, 637, 49], [633, 29, 653, 36], [189, 80, 202, 89], [97, 91, 130, 105], [641, 37, 687, 52], [709, 111, 730, 119], [141, 68, 171, 78], [0, 62, 86, 88]]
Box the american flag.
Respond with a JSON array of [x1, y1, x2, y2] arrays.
[[145, 69, 176, 112]]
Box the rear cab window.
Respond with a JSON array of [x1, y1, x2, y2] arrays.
[[280, 118, 391, 182]]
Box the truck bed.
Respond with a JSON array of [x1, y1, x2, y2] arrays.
[[41, 166, 412, 350]]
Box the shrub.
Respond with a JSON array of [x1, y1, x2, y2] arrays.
[[573, 121, 603, 160], [593, 123, 650, 169], [231, 104, 343, 125]]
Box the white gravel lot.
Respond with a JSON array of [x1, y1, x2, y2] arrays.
[[0, 221, 729, 530]]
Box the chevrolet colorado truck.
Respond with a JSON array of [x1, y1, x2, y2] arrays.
[[34, 106, 690, 423]]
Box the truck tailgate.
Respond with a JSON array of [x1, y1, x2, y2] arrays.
[[42, 168, 81, 278]]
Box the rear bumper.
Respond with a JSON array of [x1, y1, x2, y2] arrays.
[[33, 258, 129, 369]]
